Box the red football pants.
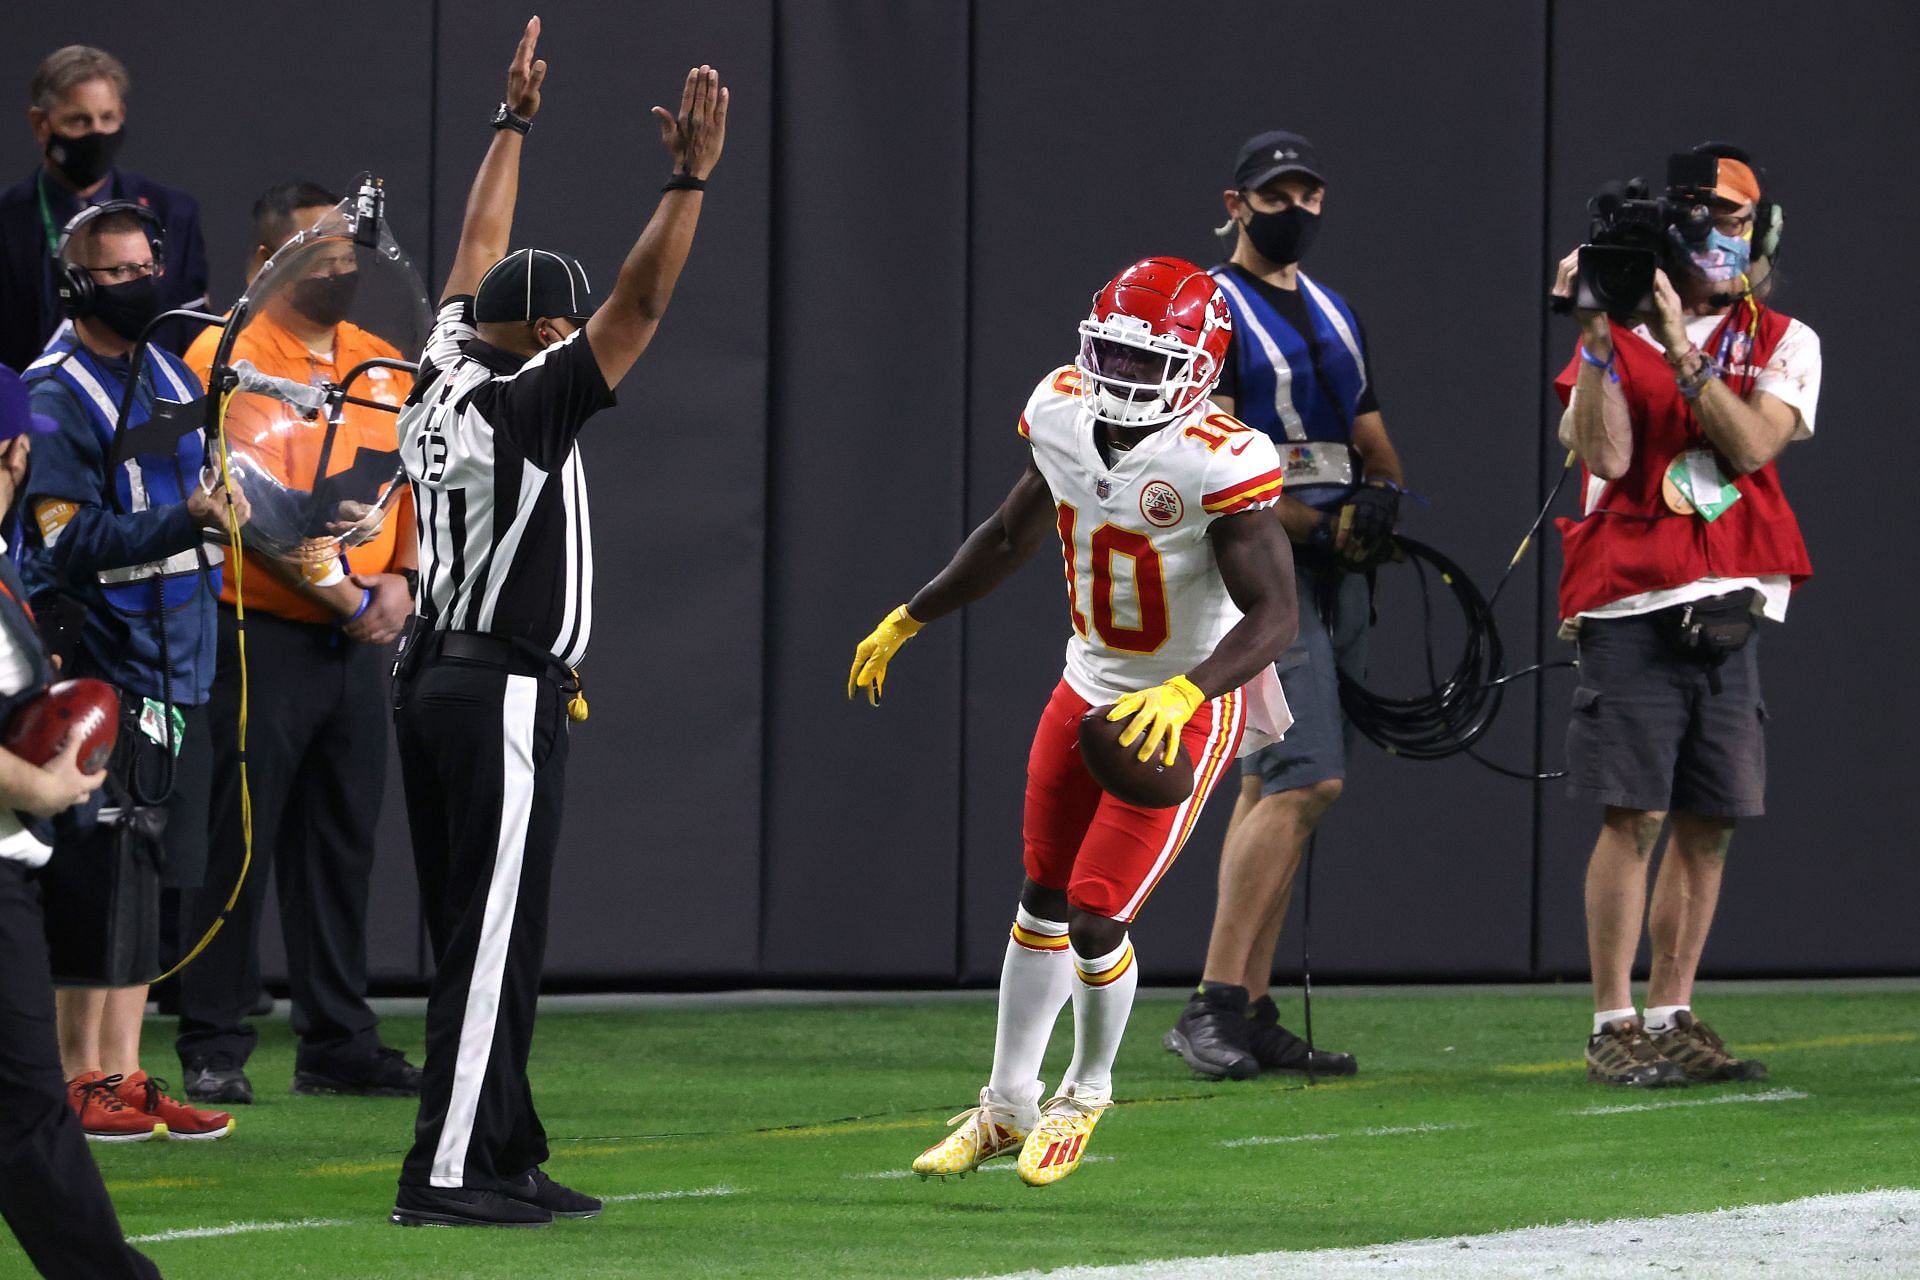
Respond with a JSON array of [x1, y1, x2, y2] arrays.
[[1022, 679, 1245, 922]]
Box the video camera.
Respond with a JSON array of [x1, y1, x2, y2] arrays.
[[1572, 153, 1723, 320]]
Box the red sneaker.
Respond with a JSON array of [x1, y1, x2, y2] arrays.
[[116, 1070, 234, 1141], [68, 1071, 165, 1142]]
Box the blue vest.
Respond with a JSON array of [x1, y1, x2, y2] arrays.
[[20, 328, 220, 704], [1209, 268, 1369, 508]]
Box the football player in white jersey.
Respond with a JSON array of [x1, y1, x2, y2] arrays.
[[848, 257, 1298, 1186]]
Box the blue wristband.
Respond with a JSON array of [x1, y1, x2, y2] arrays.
[[348, 588, 373, 622], [1578, 342, 1619, 382]]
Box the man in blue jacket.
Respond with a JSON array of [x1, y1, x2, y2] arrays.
[[19, 201, 243, 1142], [1165, 132, 1407, 1081], [0, 46, 210, 372]]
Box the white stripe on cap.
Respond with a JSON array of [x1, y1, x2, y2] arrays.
[[530, 249, 576, 314]]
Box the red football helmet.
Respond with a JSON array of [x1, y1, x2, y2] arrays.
[[1076, 257, 1233, 427]]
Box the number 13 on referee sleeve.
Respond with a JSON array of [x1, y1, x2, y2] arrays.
[[415, 431, 449, 484]]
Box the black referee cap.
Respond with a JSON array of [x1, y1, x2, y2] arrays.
[[473, 248, 596, 323]]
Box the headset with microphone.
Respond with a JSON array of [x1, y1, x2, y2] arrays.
[[1687, 141, 1784, 311], [52, 199, 167, 321]]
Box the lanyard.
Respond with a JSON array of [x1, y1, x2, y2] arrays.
[[35, 172, 61, 257], [35, 170, 116, 258]]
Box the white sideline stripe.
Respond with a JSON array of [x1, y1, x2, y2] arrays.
[[1221, 1123, 1460, 1148], [603, 1185, 739, 1203], [1577, 1086, 1808, 1116], [128, 1218, 351, 1244], [967, 1189, 1920, 1279]]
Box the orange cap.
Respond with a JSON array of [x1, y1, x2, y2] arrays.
[[1712, 157, 1762, 206]]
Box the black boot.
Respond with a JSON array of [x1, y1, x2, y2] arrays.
[[1163, 983, 1260, 1080], [1246, 994, 1357, 1076]]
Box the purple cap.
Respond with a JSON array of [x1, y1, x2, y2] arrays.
[[0, 366, 58, 443]]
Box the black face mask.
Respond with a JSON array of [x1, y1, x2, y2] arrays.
[[288, 272, 359, 328], [1242, 204, 1321, 266], [45, 128, 126, 190], [90, 275, 163, 342]]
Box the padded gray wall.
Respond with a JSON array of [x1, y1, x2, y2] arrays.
[[6, 1, 1913, 986]]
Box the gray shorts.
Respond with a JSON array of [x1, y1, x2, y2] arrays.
[[1245, 556, 1370, 796], [1565, 612, 1767, 817]]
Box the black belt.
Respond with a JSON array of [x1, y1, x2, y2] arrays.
[[419, 629, 574, 684]]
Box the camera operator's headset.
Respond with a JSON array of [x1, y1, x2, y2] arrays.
[[52, 199, 167, 319], [1691, 142, 1784, 264]]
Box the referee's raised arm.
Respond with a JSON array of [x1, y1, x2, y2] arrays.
[[442, 16, 547, 304], [582, 64, 729, 388]]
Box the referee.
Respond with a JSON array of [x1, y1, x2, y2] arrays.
[[388, 19, 728, 1229]]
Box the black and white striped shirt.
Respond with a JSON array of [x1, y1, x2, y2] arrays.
[[399, 297, 616, 667]]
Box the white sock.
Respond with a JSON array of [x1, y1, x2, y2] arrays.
[[1643, 1004, 1689, 1034], [1593, 1007, 1637, 1036], [1062, 935, 1139, 1103], [985, 906, 1072, 1117]]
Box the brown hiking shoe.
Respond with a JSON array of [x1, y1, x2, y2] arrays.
[[1585, 1017, 1688, 1087], [1647, 1010, 1768, 1083]]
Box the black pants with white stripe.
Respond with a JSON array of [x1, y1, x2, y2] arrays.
[[0, 861, 162, 1279], [395, 652, 569, 1192]]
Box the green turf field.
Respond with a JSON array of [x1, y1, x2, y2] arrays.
[[54, 985, 1920, 1278]]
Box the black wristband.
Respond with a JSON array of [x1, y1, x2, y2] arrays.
[[490, 102, 532, 135], [662, 173, 707, 192], [397, 567, 420, 599]]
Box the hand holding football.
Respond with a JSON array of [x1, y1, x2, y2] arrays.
[[1077, 704, 1195, 809], [5, 678, 120, 772]]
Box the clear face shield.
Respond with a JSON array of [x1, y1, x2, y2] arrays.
[[1074, 316, 1214, 428], [207, 177, 431, 565]]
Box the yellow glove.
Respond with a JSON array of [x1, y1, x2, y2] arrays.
[[1107, 675, 1206, 766], [847, 605, 924, 706]]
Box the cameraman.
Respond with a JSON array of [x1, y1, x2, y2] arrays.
[[1550, 144, 1817, 1088]]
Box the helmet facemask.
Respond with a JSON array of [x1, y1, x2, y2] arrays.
[[1075, 314, 1217, 428]]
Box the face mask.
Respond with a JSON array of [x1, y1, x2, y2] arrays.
[[1685, 228, 1752, 285], [1242, 204, 1320, 266], [288, 272, 359, 328], [90, 275, 162, 342], [44, 128, 126, 190]]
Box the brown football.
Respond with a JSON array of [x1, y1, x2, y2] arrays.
[[1077, 704, 1195, 809], [4, 679, 121, 773]]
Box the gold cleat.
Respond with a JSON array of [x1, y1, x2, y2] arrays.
[[912, 1089, 1027, 1180], [1017, 1086, 1109, 1187]]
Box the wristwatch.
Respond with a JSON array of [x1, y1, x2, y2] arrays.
[[490, 102, 532, 135], [397, 567, 420, 600]]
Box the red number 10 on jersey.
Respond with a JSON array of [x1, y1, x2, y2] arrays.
[[1055, 504, 1169, 655]]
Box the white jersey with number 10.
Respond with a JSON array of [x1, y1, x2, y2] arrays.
[[1019, 365, 1285, 708]]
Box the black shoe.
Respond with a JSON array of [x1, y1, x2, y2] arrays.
[[1246, 995, 1358, 1076], [503, 1168, 603, 1219], [292, 1045, 424, 1098], [248, 987, 275, 1018], [1163, 983, 1261, 1081], [391, 1184, 552, 1228], [182, 1055, 253, 1106]]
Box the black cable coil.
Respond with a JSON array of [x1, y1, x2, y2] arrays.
[[1317, 461, 1578, 782]]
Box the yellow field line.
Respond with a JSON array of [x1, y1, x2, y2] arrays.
[[305, 1159, 401, 1177], [106, 1176, 215, 1192], [1741, 1031, 1918, 1053], [1495, 1030, 1918, 1075]]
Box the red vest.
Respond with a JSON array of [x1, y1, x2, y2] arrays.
[[1554, 303, 1812, 620]]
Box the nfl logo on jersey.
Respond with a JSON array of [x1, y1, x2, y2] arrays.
[[1095, 477, 1112, 500]]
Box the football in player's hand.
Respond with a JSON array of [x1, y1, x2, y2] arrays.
[[1077, 705, 1195, 809], [4, 679, 120, 772]]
